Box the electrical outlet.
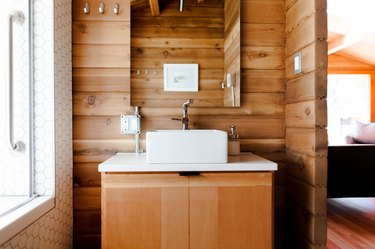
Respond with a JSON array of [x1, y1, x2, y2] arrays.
[[121, 115, 141, 134]]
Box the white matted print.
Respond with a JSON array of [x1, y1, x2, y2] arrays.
[[164, 64, 199, 92]]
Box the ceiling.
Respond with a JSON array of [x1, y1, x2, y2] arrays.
[[328, 0, 375, 66]]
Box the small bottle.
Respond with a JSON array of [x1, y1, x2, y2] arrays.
[[228, 125, 240, 156]]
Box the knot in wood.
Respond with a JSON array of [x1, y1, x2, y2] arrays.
[[163, 50, 169, 58], [305, 108, 311, 116], [106, 118, 112, 126], [79, 23, 87, 33], [259, 52, 267, 58], [137, 48, 143, 54], [87, 95, 96, 105]]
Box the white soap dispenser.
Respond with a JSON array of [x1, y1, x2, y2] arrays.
[[228, 125, 240, 156]]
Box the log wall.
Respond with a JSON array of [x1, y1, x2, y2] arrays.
[[285, 0, 328, 248]]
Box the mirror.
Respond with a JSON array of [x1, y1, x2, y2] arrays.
[[130, 0, 240, 107]]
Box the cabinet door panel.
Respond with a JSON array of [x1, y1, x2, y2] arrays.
[[102, 173, 189, 249], [190, 172, 273, 249]]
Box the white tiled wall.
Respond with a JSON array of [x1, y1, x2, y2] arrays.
[[0, 0, 73, 247]]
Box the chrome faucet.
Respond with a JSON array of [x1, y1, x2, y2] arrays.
[[172, 99, 193, 130]]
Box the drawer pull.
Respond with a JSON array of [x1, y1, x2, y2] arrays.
[[179, 171, 200, 176]]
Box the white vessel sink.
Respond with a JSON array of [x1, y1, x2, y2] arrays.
[[146, 130, 228, 164]]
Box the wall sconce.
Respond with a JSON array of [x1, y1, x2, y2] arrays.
[[83, 3, 90, 14], [114, 3, 120, 15], [99, 2, 105, 14]]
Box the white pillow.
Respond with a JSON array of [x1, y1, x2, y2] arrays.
[[354, 121, 375, 144]]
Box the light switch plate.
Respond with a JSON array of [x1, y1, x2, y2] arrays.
[[121, 114, 141, 134], [294, 52, 302, 74]]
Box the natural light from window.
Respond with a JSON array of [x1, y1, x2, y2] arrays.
[[327, 74, 371, 145]]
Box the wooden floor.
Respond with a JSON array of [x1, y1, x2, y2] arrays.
[[327, 198, 375, 249]]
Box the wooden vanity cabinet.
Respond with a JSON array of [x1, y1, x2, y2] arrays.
[[102, 172, 273, 249]]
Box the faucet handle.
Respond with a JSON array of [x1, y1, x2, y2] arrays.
[[183, 99, 193, 107]]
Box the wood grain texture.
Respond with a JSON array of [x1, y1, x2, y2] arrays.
[[287, 202, 327, 245], [327, 198, 375, 249], [286, 175, 326, 215], [73, 0, 287, 247], [284, 0, 328, 248], [286, 127, 327, 157], [190, 172, 273, 249], [102, 172, 274, 249], [102, 173, 189, 249], [286, 151, 327, 187]]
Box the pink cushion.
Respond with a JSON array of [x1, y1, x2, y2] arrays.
[[354, 121, 375, 144], [345, 135, 357, 144]]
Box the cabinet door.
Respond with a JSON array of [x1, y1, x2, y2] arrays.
[[102, 173, 189, 249], [189, 172, 273, 249]]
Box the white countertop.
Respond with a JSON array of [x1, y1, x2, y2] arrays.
[[98, 153, 277, 172]]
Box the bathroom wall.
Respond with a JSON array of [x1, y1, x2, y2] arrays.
[[0, 0, 73, 248], [284, 0, 328, 247], [72, 0, 286, 248]]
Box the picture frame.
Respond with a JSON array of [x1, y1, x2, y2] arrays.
[[163, 64, 199, 92]]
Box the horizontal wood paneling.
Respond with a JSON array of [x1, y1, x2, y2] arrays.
[[328, 53, 375, 70], [284, 0, 327, 247], [74, 163, 101, 187], [74, 115, 285, 140], [73, 44, 131, 68], [73, 0, 287, 247], [242, 46, 285, 69], [285, 99, 327, 128], [72, 21, 130, 44], [287, 202, 327, 244], [286, 175, 326, 215], [73, 187, 101, 211], [241, 70, 285, 93], [242, 0, 285, 24], [241, 23, 285, 47], [286, 151, 327, 187], [285, 41, 327, 79], [286, 128, 327, 157], [74, 210, 101, 234], [73, 68, 130, 92], [286, 69, 327, 103]]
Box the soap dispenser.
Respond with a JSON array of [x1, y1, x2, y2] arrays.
[[228, 125, 240, 156]]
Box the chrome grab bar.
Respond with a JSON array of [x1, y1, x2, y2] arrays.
[[8, 11, 24, 151]]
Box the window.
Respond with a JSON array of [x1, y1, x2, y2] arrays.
[[0, 1, 55, 245], [0, 0, 33, 218], [327, 74, 371, 145]]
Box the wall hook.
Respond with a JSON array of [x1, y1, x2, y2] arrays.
[[83, 3, 90, 14], [99, 2, 105, 14], [114, 3, 120, 15]]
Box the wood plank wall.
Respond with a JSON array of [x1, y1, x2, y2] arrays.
[[72, 0, 286, 248], [285, 0, 328, 248], [131, 0, 225, 107], [72, 0, 131, 248], [328, 53, 375, 122]]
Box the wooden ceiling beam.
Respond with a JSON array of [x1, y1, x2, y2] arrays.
[[149, 0, 160, 16]]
